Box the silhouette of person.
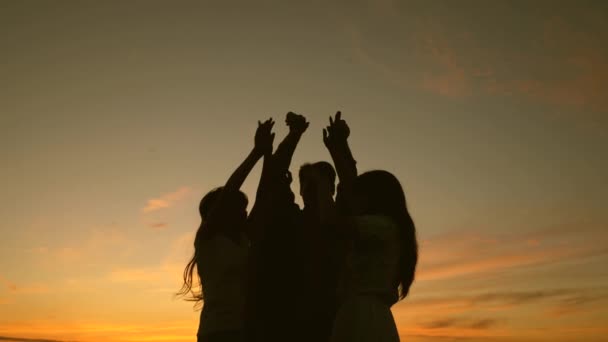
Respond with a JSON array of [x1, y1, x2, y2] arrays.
[[295, 159, 342, 342], [177, 119, 275, 342], [244, 112, 340, 342], [321, 112, 418, 342]]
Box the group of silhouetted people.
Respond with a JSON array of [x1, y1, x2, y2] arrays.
[[177, 111, 418, 342]]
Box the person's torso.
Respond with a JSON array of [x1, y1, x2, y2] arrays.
[[197, 233, 248, 334], [338, 215, 400, 306]]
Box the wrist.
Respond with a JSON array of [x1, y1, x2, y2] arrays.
[[288, 130, 304, 139], [252, 146, 265, 158], [329, 139, 348, 151]]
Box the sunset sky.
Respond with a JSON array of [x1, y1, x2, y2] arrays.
[[1, 1, 607, 341]]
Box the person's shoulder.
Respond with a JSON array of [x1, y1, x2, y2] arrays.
[[354, 215, 398, 234], [355, 214, 393, 224]]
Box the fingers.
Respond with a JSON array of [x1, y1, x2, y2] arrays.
[[327, 121, 335, 135], [260, 118, 274, 130], [335, 111, 341, 121]]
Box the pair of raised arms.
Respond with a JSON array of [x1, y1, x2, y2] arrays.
[[253, 111, 356, 184], [253, 112, 349, 153], [218, 111, 356, 209]]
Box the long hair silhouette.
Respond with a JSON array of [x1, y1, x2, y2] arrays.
[[176, 187, 248, 304], [352, 170, 418, 300]]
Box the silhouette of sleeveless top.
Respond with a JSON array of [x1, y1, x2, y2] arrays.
[[197, 233, 248, 336], [331, 215, 401, 342], [338, 215, 400, 304]]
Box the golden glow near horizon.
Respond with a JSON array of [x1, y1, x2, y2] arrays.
[[1, 2, 607, 341]]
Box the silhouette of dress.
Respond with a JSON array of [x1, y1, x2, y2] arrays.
[[197, 232, 248, 341], [330, 215, 401, 342]]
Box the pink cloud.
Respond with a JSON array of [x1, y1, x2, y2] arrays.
[[417, 25, 472, 98], [345, 11, 608, 116], [142, 186, 191, 213], [391, 287, 608, 342], [0, 276, 17, 291], [417, 245, 606, 282], [397, 323, 508, 340], [10, 284, 50, 295], [0, 276, 50, 295], [0, 320, 196, 342], [31, 226, 131, 270], [416, 221, 608, 282], [148, 222, 169, 230]]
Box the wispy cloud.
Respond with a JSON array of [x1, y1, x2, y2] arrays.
[[423, 317, 498, 330], [0, 336, 73, 342], [394, 287, 608, 340], [395, 287, 608, 325], [416, 220, 608, 282], [416, 19, 472, 98], [0, 276, 17, 291], [142, 187, 191, 213], [1, 275, 50, 295], [344, 4, 608, 116], [0, 321, 195, 342], [148, 222, 169, 230], [107, 232, 194, 288], [547, 292, 608, 317], [27, 226, 131, 272], [391, 216, 608, 341]]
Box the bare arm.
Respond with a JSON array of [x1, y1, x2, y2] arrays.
[[251, 112, 304, 215], [224, 148, 264, 192], [324, 111, 357, 186], [247, 148, 273, 241], [271, 112, 308, 174], [206, 119, 274, 231], [324, 111, 357, 213], [224, 119, 275, 191]]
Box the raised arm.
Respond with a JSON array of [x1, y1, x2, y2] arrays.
[[205, 119, 274, 231], [323, 111, 358, 195], [223, 119, 275, 192], [271, 112, 309, 174], [248, 113, 305, 240], [246, 120, 277, 240]]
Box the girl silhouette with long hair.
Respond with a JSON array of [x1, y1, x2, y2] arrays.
[[323, 112, 418, 342], [330, 170, 417, 341], [177, 119, 274, 342]]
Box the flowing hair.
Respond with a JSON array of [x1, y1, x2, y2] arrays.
[[176, 222, 205, 305], [175, 187, 225, 305], [353, 170, 418, 300]]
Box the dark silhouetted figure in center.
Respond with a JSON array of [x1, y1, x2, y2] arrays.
[[245, 112, 340, 342]]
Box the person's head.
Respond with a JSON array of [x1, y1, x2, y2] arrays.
[[198, 187, 248, 231], [352, 170, 418, 300], [177, 187, 248, 305], [298, 161, 336, 207]]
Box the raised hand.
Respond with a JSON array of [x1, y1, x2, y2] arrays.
[[323, 111, 350, 149], [254, 118, 275, 155], [285, 111, 309, 135]]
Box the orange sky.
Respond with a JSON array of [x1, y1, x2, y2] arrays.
[[1, 1, 607, 341]]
